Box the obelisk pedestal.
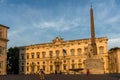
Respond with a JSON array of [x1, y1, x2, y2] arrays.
[[84, 58, 104, 74]]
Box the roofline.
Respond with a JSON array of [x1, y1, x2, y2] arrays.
[[18, 36, 108, 48], [0, 24, 9, 29], [66, 36, 108, 42]]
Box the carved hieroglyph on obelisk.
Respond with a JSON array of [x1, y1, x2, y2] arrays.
[[90, 5, 97, 55]]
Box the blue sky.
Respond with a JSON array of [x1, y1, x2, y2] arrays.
[[0, 0, 120, 49]]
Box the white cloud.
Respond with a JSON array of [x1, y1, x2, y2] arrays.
[[108, 38, 120, 49], [106, 15, 120, 24], [32, 18, 82, 32]]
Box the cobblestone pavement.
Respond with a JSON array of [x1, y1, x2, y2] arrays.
[[0, 74, 120, 80]]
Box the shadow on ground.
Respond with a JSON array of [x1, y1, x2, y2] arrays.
[[0, 74, 120, 80]]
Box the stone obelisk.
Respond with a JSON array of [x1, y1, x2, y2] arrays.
[[90, 5, 97, 55], [84, 5, 104, 74]]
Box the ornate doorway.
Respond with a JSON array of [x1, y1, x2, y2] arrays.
[[54, 58, 62, 74]]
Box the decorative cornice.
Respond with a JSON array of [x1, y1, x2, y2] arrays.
[[18, 37, 108, 48], [0, 24, 9, 29], [0, 38, 9, 42]]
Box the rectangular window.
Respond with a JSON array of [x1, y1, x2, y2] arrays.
[[49, 51, 53, 58], [50, 65, 53, 71], [71, 49, 74, 55], [72, 59, 74, 63], [22, 62, 24, 65], [43, 66, 46, 71], [63, 49, 67, 56], [56, 50, 59, 58], [37, 52, 40, 58], [27, 54, 29, 59], [84, 47, 88, 54], [63, 65, 66, 70], [72, 64, 75, 69], [0, 62, 2, 69], [77, 48, 81, 55], [42, 52, 46, 58], [78, 64, 82, 68], [0, 48, 3, 54], [99, 47, 104, 54], [37, 66, 40, 71], [21, 54, 24, 59], [31, 53, 34, 59], [0, 32, 2, 38], [0, 47, 3, 55], [27, 66, 29, 71], [21, 66, 24, 72], [0, 29, 2, 38]]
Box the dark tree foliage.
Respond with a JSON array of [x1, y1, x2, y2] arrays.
[[109, 47, 120, 51], [7, 47, 19, 74]]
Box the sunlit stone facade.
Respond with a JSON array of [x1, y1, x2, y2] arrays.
[[0, 24, 9, 75], [108, 48, 120, 73], [19, 37, 108, 74]]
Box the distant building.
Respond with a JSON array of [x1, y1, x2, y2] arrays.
[[0, 24, 9, 75], [19, 37, 108, 74], [108, 48, 120, 73]]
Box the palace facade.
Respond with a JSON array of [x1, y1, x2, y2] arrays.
[[19, 37, 108, 74], [0, 24, 9, 75]]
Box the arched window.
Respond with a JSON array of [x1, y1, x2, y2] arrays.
[[77, 48, 82, 55], [71, 49, 75, 55], [99, 46, 104, 54]]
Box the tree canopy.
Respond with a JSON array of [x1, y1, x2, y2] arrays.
[[7, 47, 19, 74], [109, 47, 120, 51]]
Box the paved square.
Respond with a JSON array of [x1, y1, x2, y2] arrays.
[[0, 74, 120, 80]]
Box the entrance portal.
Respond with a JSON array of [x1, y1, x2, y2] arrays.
[[54, 58, 62, 74], [55, 65, 60, 73]]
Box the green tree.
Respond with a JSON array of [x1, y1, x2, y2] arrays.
[[7, 47, 19, 74], [109, 47, 120, 51]]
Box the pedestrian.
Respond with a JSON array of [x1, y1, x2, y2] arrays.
[[55, 70, 57, 75], [39, 70, 45, 80], [59, 71, 62, 74], [86, 69, 90, 75]]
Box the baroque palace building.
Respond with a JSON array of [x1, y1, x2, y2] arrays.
[[0, 24, 9, 75], [19, 37, 108, 74], [19, 6, 109, 74]]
